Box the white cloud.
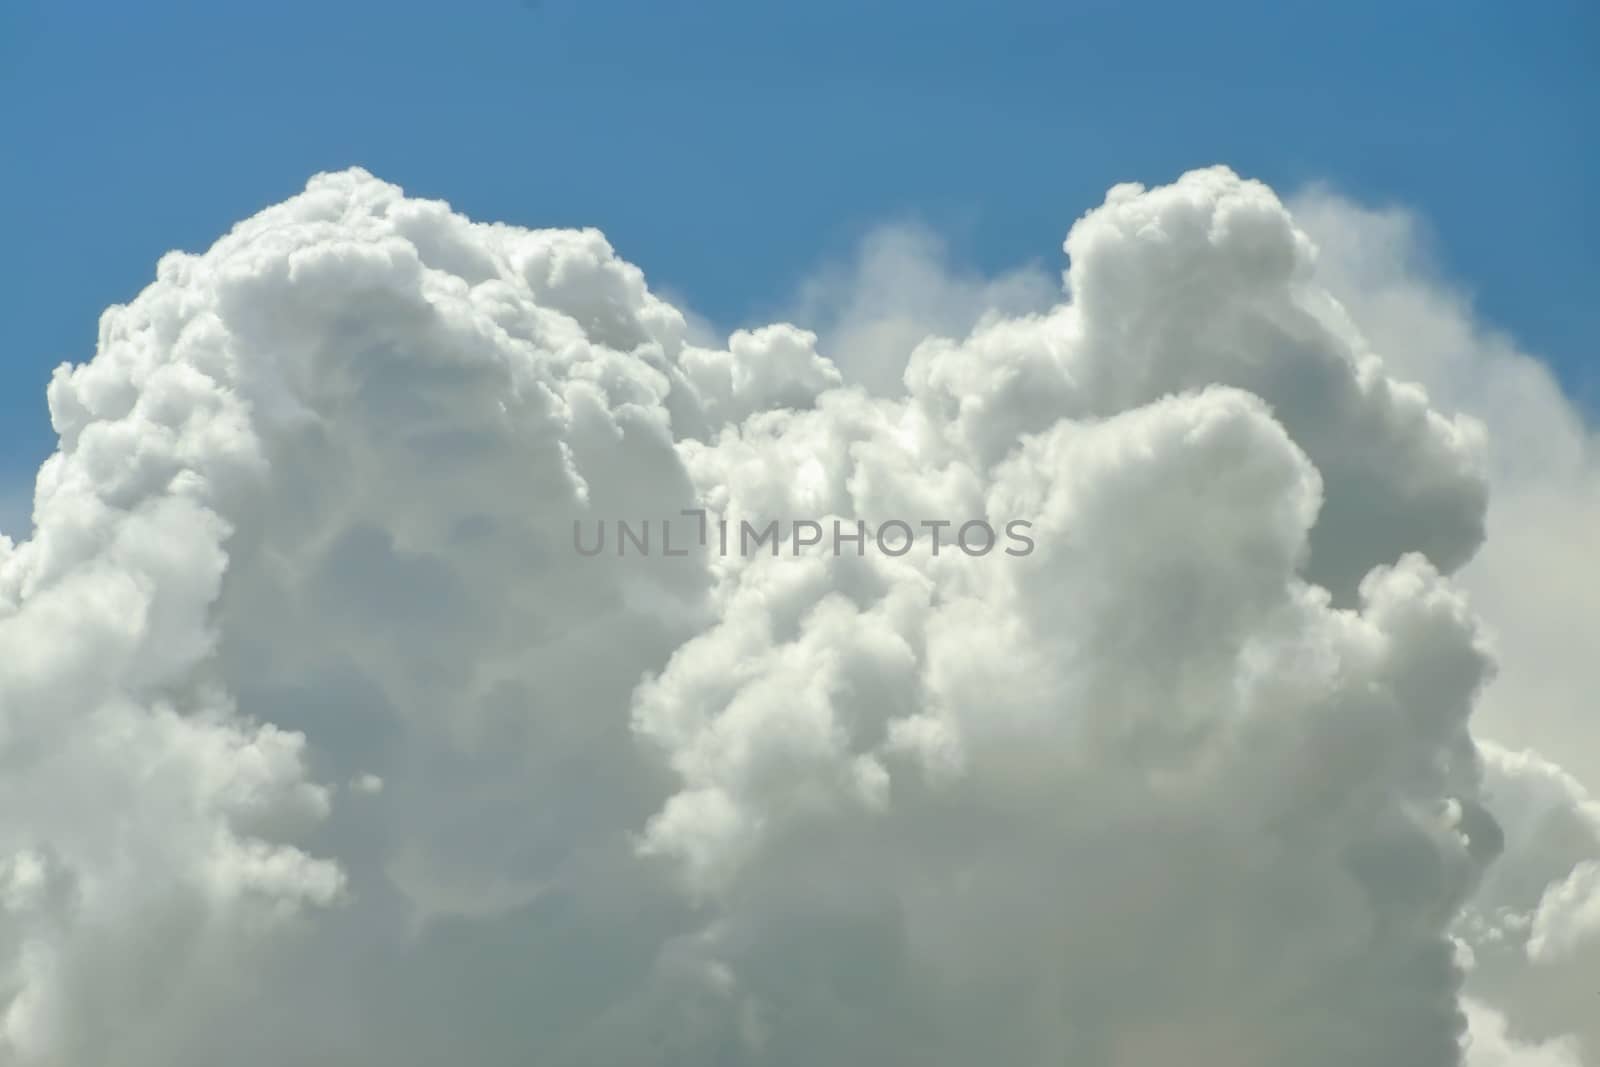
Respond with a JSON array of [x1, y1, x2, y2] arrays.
[[787, 221, 1058, 395], [0, 165, 1593, 1065], [1463, 1001, 1584, 1067], [1292, 190, 1600, 1061], [349, 772, 385, 796], [1291, 190, 1600, 790]]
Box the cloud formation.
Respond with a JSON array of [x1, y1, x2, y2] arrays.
[[0, 166, 1593, 1065]]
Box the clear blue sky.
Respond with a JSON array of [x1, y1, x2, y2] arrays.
[[1, 0, 1593, 488]]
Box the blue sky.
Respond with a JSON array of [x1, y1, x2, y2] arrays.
[[1, 0, 1593, 491]]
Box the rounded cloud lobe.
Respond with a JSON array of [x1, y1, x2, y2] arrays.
[[0, 166, 1589, 1065]]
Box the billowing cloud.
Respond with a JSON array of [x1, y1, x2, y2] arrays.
[[0, 165, 1592, 1065], [1463, 1001, 1584, 1067], [1292, 190, 1600, 1060], [785, 222, 1058, 395], [1292, 191, 1600, 778]]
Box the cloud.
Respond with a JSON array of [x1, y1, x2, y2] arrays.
[[1291, 189, 1600, 789], [1291, 190, 1600, 1060], [1462, 1001, 1584, 1067], [0, 165, 1592, 1065], [786, 222, 1058, 396]]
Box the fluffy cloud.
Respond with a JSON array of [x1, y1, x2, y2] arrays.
[[0, 165, 1592, 1065], [785, 222, 1057, 395], [1463, 1001, 1584, 1067], [1291, 191, 1600, 1060], [1292, 190, 1600, 784]]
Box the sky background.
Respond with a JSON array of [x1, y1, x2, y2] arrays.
[[1, 0, 1594, 492]]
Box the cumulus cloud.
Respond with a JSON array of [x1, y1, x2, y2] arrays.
[[0, 165, 1593, 1065], [786, 222, 1058, 395], [1292, 190, 1600, 1060], [1293, 189, 1600, 786], [1463, 1001, 1584, 1067]]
